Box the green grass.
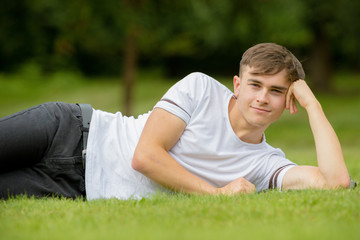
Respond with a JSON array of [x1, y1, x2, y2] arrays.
[[0, 68, 360, 240], [1, 190, 360, 240]]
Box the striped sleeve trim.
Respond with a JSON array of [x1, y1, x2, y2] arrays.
[[268, 164, 296, 190], [160, 98, 191, 118]]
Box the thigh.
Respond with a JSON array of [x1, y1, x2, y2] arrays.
[[0, 166, 56, 198], [0, 102, 86, 198], [0, 102, 83, 172], [0, 104, 54, 172], [0, 164, 85, 199]]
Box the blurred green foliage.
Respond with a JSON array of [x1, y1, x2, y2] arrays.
[[0, 0, 359, 77]]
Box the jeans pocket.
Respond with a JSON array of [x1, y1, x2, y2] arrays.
[[45, 156, 82, 171], [27, 156, 85, 197]]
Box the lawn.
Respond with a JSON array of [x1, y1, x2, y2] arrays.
[[1, 190, 359, 240], [0, 68, 359, 240]]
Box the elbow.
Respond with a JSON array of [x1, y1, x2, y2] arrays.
[[132, 144, 165, 175], [132, 151, 144, 173], [338, 175, 351, 189], [327, 174, 351, 189], [132, 149, 151, 174]]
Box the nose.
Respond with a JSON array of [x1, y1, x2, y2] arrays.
[[256, 89, 269, 104]]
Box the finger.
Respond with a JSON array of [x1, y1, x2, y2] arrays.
[[291, 96, 298, 114], [288, 94, 293, 113], [289, 96, 295, 114], [285, 86, 293, 109], [289, 95, 297, 114], [286, 96, 290, 110]]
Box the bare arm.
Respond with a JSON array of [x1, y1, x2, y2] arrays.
[[132, 108, 255, 195], [282, 80, 350, 190]]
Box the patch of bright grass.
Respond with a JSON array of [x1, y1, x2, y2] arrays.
[[1, 190, 359, 240]]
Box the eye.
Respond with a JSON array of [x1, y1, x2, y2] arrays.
[[271, 89, 284, 94], [250, 83, 260, 88]]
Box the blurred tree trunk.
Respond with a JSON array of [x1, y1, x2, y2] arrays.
[[123, 27, 138, 116], [309, 26, 332, 92], [302, 0, 336, 93], [122, 0, 144, 116]]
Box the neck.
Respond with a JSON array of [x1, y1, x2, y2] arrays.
[[228, 97, 266, 144]]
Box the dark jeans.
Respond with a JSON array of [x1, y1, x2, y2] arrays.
[[0, 102, 86, 199]]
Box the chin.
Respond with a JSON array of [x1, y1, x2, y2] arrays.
[[248, 120, 268, 128], [250, 117, 274, 128]]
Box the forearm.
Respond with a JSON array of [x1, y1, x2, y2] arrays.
[[306, 102, 350, 188], [132, 146, 218, 195]]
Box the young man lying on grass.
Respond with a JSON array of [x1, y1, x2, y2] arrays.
[[0, 43, 352, 200]]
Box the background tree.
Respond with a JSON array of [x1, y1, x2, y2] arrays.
[[0, 0, 359, 112], [301, 0, 360, 91]]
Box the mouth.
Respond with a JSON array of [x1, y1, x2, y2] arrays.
[[251, 106, 271, 113]]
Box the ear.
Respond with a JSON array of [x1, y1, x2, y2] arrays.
[[233, 75, 241, 98]]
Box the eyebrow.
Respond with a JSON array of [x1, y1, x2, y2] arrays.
[[247, 79, 288, 92]]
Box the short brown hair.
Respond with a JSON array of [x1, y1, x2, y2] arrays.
[[239, 43, 305, 82]]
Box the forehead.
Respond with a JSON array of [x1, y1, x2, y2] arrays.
[[241, 66, 290, 86]]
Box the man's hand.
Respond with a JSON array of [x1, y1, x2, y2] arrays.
[[285, 79, 318, 115], [219, 177, 256, 195]]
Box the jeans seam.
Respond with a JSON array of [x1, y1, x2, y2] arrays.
[[0, 105, 42, 123]]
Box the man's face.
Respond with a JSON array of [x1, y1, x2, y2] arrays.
[[233, 66, 291, 129]]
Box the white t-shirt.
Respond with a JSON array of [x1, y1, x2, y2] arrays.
[[85, 72, 296, 200]]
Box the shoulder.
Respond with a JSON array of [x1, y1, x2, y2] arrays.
[[163, 72, 228, 101], [184, 72, 212, 80], [180, 72, 220, 86], [178, 72, 230, 95]]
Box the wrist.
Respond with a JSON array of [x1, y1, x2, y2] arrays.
[[305, 100, 322, 113], [196, 183, 221, 196], [208, 186, 223, 196]]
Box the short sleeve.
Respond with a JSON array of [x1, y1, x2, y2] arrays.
[[268, 164, 296, 190], [153, 72, 209, 124], [255, 149, 297, 192]]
